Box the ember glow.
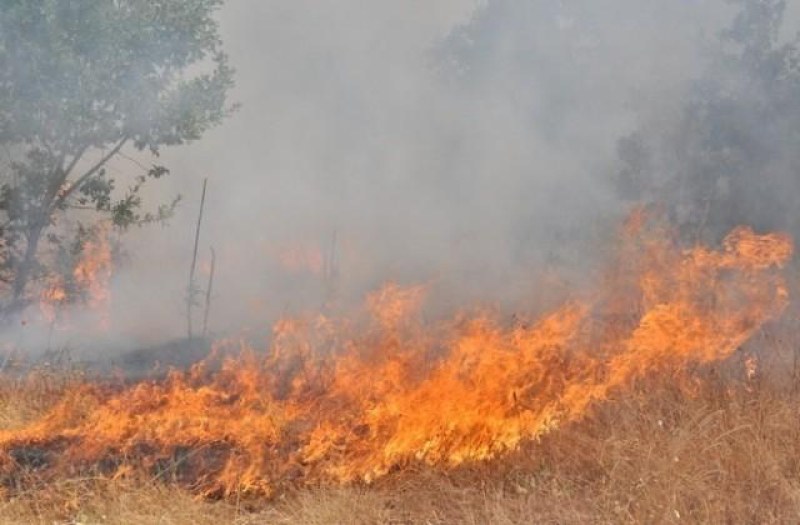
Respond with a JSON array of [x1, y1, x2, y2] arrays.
[[0, 219, 792, 498]]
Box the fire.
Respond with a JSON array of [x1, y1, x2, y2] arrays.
[[38, 283, 67, 325], [73, 225, 113, 315], [37, 224, 113, 327], [366, 282, 426, 328], [0, 219, 792, 499]]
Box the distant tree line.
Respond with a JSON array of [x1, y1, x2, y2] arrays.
[[438, 0, 800, 245]]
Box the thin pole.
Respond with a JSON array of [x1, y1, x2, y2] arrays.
[[187, 178, 207, 340], [202, 246, 216, 339]]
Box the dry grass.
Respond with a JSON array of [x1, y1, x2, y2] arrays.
[[0, 365, 85, 430], [0, 353, 799, 524]]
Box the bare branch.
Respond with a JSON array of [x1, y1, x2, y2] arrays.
[[117, 150, 153, 174], [51, 136, 129, 211], [61, 144, 90, 181]]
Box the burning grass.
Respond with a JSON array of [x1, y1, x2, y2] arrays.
[[1, 217, 799, 522], [0, 364, 799, 523]]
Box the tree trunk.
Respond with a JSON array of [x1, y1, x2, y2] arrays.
[[11, 224, 43, 310], [8, 159, 72, 311]]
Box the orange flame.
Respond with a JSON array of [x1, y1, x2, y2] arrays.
[[1, 221, 793, 498], [73, 225, 113, 315], [37, 224, 113, 328], [38, 283, 67, 324]]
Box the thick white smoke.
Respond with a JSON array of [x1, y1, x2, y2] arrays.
[[12, 1, 800, 354]]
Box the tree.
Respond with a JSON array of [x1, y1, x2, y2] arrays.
[[615, 0, 800, 241], [0, 0, 235, 312]]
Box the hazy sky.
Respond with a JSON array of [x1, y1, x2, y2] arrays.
[[28, 0, 800, 348]]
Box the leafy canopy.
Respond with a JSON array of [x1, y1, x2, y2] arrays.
[[0, 0, 235, 303]]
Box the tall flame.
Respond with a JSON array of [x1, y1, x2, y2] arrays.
[[1, 221, 792, 498]]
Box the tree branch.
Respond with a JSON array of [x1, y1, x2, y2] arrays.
[[61, 143, 90, 182], [43, 149, 67, 202], [51, 136, 129, 212]]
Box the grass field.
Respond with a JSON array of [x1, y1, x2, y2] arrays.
[[0, 225, 795, 524], [0, 346, 797, 525]]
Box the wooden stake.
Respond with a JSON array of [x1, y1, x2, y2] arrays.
[[202, 246, 216, 339], [187, 178, 207, 340]]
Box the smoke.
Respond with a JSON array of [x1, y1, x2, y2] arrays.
[[614, 0, 800, 242], [9, 0, 800, 352]]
